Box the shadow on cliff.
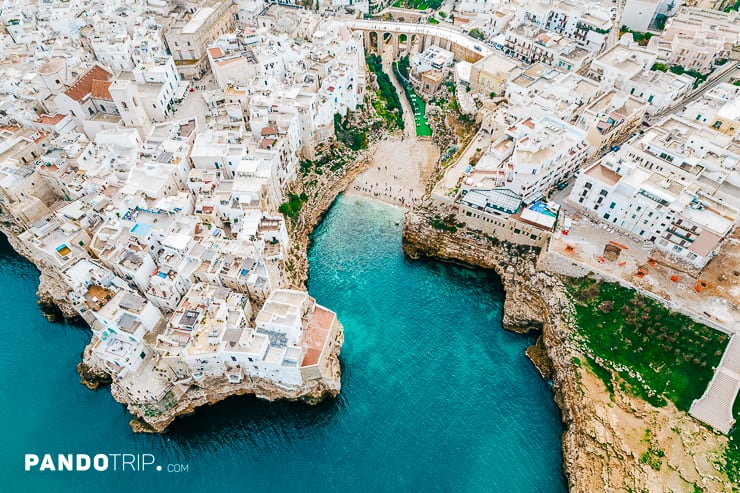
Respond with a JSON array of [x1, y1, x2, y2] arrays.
[[164, 358, 348, 446]]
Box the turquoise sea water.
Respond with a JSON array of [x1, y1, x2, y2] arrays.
[[0, 194, 565, 492]]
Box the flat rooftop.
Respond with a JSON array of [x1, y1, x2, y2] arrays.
[[585, 163, 621, 187]]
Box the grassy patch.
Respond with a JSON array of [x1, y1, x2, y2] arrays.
[[567, 279, 728, 411], [393, 59, 432, 137]]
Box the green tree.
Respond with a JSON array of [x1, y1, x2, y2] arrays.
[[469, 28, 485, 41]]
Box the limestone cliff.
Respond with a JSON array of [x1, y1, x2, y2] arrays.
[[402, 205, 734, 493], [81, 322, 344, 433], [0, 224, 80, 322]]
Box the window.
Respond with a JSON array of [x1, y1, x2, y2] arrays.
[[603, 213, 610, 220], [609, 202, 616, 209], [584, 182, 592, 189], [599, 189, 608, 196], [121, 101, 128, 111]]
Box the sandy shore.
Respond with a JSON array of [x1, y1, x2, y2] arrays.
[[345, 137, 439, 208]]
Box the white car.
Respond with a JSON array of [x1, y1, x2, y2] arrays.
[[610, 8, 617, 19]]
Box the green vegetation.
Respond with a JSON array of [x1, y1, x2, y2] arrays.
[[567, 279, 728, 410], [438, 11, 446, 18], [654, 14, 667, 31], [668, 65, 709, 88], [366, 54, 404, 129], [584, 355, 615, 397], [734, 81, 740, 87], [724, 0, 740, 12], [725, 399, 740, 484], [577, 21, 610, 35], [620, 26, 653, 46], [278, 193, 308, 219], [333, 114, 367, 151], [428, 17, 439, 24], [397, 54, 410, 80], [469, 28, 485, 41], [138, 391, 177, 417], [393, 58, 432, 137], [429, 214, 459, 233], [407, 89, 432, 136], [651, 63, 708, 89], [639, 429, 666, 471], [393, 0, 441, 9]]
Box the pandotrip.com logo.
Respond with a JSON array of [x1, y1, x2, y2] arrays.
[[24, 454, 189, 473]]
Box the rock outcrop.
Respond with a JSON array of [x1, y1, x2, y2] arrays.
[[0, 223, 80, 322], [82, 322, 344, 433], [402, 204, 734, 493]]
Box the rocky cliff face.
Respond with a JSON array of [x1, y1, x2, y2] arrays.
[[0, 224, 80, 322], [81, 322, 344, 433], [403, 205, 733, 493]]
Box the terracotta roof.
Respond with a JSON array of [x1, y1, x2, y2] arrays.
[[37, 113, 67, 125], [91, 80, 113, 101], [259, 137, 275, 149], [260, 125, 278, 136], [63, 65, 112, 103], [208, 47, 225, 59]]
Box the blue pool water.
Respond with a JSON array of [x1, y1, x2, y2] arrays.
[[0, 194, 565, 492]]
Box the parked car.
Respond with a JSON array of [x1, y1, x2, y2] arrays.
[[562, 217, 573, 235]]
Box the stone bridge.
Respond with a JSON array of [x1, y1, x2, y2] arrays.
[[345, 19, 490, 62]]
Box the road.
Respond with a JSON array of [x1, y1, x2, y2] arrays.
[[346, 19, 492, 57]]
